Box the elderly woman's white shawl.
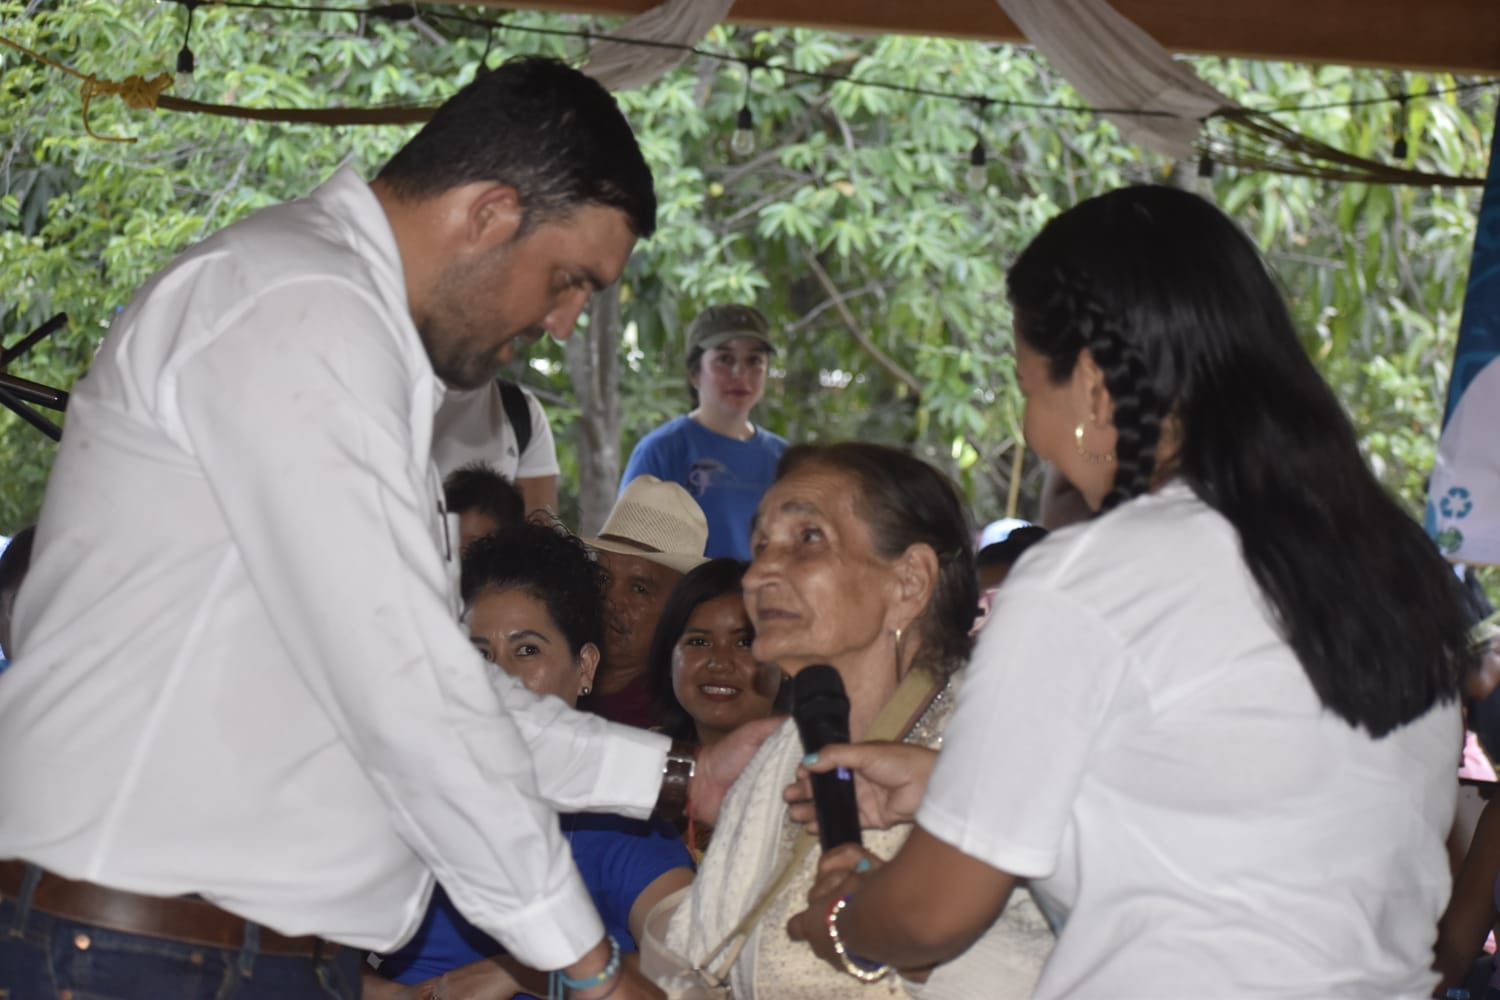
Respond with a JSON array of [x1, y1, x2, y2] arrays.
[[665, 695, 1051, 998]]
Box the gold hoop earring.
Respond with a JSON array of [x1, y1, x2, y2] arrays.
[[1074, 421, 1115, 464]]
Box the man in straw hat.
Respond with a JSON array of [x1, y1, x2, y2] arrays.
[[582, 476, 709, 729]]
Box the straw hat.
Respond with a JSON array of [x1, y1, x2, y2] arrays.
[[585, 475, 709, 575]]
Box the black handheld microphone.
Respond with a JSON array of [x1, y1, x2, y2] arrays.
[[791, 664, 862, 851]]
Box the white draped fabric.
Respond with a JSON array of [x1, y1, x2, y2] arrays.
[[583, 0, 1238, 160], [582, 0, 736, 92], [993, 0, 1235, 160]]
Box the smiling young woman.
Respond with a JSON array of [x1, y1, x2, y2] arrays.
[[647, 558, 782, 753]]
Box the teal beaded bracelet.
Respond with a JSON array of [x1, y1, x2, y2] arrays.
[[555, 933, 622, 994]]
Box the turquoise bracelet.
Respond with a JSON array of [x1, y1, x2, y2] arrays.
[[553, 933, 622, 995]]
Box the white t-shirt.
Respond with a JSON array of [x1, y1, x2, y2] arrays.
[[431, 381, 559, 481], [918, 482, 1459, 999]]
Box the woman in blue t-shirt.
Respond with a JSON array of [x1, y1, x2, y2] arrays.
[[365, 524, 694, 999], [620, 304, 788, 561]]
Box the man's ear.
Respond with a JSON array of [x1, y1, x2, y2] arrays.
[[465, 182, 524, 254]]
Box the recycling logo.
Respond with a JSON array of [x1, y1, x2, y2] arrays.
[[1439, 486, 1474, 520]]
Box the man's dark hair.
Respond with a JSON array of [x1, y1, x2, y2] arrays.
[[377, 56, 656, 239], [444, 463, 525, 532]]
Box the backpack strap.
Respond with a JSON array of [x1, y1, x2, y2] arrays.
[[495, 378, 533, 457]]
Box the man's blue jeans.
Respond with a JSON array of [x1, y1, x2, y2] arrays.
[[0, 872, 361, 999]]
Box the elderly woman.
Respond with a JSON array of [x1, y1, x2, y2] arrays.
[[369, 523, 694, 999], [787, 186, 1475, 998], [659, 442, 1051, 998]]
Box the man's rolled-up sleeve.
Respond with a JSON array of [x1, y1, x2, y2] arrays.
[[171, 277, 658, 967]]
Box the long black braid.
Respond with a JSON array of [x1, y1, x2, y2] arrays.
[[1036, 267, 1165, 512]]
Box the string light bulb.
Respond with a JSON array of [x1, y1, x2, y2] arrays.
[[965, 139, 987, 191], [1392, 93, 1410, 160], [174, 0, 199, 99], [729, 59, 758, 158], [730, 104, 755, 157], [964, 98, 991, 192]]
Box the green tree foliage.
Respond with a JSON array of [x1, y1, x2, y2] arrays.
[[0, 2, 1493, 564]]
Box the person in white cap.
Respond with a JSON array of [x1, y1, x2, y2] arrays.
[[581, 475, 710, 729]]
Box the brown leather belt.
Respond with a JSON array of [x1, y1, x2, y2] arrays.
[[0, 859, 337, 958]]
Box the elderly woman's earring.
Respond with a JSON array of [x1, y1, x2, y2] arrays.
[[579, 684, 592, 697], [1074, 420, 1116, 464]]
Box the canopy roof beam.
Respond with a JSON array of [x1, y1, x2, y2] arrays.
[[469, 0, 1500, 74]]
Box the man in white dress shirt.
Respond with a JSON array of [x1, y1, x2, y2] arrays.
[[0, 57, 747, 1000]]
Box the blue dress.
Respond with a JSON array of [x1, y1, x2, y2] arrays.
[[377, 813, 692, 990]]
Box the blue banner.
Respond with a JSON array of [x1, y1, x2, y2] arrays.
[[1427, 112, 1500, 563]]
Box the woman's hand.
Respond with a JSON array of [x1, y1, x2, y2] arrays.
[[783, 741, 938, 832], [809, 842, 882, 901], [409, 960, 521, 1000], [785, 843, 878, 970]]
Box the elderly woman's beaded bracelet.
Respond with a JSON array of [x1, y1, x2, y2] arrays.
[[827, 895, 891, 983]]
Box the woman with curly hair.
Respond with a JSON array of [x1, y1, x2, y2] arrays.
[[368, 523, 694, 999]]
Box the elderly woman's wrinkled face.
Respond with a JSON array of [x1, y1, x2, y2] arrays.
[[744, 464, 900, 674]]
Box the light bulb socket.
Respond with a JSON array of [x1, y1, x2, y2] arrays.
[[735, 105, 753, 130], [968, 140, 986, 168], [1392, 136, 1409, 160], [176, 46, 195, 75], [1197, 152, 1215, 179]]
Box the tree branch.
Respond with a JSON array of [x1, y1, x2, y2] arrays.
[[800, 248, 922, 397], [785, 281, 883, 334]]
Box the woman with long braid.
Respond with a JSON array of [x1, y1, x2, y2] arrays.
[[786, 185, 1476, 998]]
